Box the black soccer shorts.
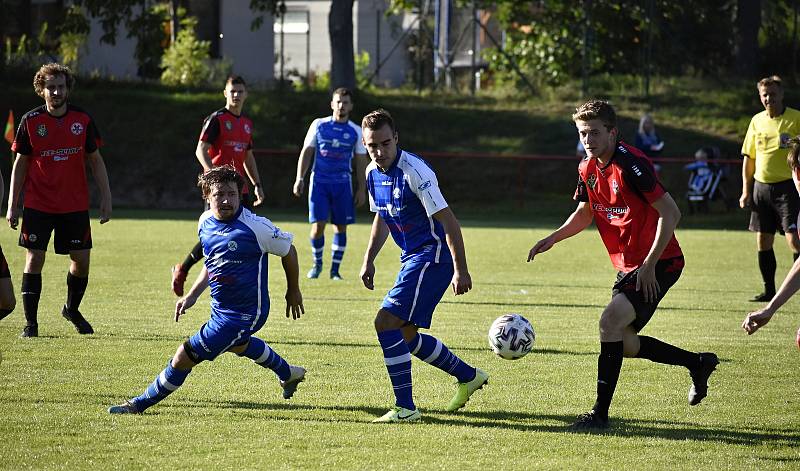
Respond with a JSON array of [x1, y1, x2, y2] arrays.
[[19, 208, 92, 254], [611, 256, 684, 332]]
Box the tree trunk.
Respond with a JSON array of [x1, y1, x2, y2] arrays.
[[329, 0, 356, 90], [735, 0, 761, 78]]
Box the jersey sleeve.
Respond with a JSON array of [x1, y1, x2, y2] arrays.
[[366, 169, 378, 212], [741, 117, 757, 159], [621, 154, 666, 203], [199, 115, 220, 144], [302, 119, 320, 149], [573, 175, 589, 202], [243, 211, 294, 257], [11, 113, 32, 155], [84, 116, 102, 153], [405, 160, 448, 217], [352, 123, 366, 154]]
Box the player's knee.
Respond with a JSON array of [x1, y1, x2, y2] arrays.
[[176, 340, 204, 367], [374, 309, 402, 332], [599, 309, 626, 337], [230, 340, 250, 356]]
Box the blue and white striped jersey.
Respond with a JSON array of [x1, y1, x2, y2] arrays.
[[303, 116, 366, 184], [198, 207, 294, 320], [366, 150, 451, 264]]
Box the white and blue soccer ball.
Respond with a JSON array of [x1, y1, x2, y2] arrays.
[[488, 313, 535, 360]]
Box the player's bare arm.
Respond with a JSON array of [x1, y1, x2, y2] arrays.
[[740, 155, 755, 208], [281, 245, 305, 320], [195, 141, 214, 172], [636, 193, 681, 302], [87, 149, 113, 224], [6, 153, 31, 230], [360, 213, 390, 290], [433, 207, 472, 295], [353, 152, 369, 207], [293, 146, 315, 197], [244, 150, 264, 206], [528, 201, 593, 262], [175, 265, 210, 322], [743, 254, 800, 334]]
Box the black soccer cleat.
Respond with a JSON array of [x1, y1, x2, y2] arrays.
[[21, 324, 38, 338], [62, 306, 94, 334], [688, 352, 719, 406], [749, 291, 775, 302], [569, 410, 609, 430]]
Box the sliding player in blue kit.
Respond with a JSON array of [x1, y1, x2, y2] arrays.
[[359, 109, 488, 423], [109, 166, 306, 414]]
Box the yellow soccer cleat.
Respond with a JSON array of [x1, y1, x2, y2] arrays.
[[371, 406, 422, 423], [446, 368, 489, 412]]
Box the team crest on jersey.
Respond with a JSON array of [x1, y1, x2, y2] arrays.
[[393, 187, 401, 199], [612, 179, 619, 194], [70, 122, 84, 135], [225, 120, 233, 131], [418, 180, 431, 191], [244, 123, 251, 134], [29, 233, 38, 243], [343, 132, 350, 139], [227, 240, 238, 251], [587, 173, 597, 190], [36, 124, 47, 137]]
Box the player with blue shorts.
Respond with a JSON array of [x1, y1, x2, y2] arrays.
[[359, 109, 489, 423], [293, 88, 368, 280], [109, 166, 306, 414]]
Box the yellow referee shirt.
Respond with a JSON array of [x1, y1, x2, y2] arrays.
[[742, 107, 800, 183]]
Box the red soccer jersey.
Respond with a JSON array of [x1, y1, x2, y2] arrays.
[[11, 104, 102, 213], [199, 108, 253, 193], [574, 141, 682, 272]]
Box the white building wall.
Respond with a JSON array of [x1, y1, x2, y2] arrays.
[[278, 0, 410, 87], [80, 15, 139, 79], [220, 0, 275, 84]]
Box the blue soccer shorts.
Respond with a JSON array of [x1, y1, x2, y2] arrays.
[[381, 261, 454, 329], [308, 179, 355, 225], [188, 309, 268, 361]]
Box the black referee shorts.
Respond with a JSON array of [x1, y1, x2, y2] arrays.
[[749, 179, 799, 235]]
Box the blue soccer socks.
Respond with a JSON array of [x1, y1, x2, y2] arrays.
[[408, 333, 476, 383], [330, 232, 347, 276], [310, 236, 324, 270], [130, 361, 191, 412], [239, 337, 291, 381], [377, 330, 415, 410]]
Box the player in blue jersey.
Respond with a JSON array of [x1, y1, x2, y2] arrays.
[[292, 88, 368, 280], [359, 109, 489, 423], [109, 166, 305, 414]]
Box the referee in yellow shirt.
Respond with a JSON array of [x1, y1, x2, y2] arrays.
[[740, 75, 800, 302]]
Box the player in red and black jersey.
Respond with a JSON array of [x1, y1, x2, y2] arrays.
[[527, 100, 718, 430], [170, 75, 265, 296], [7, 63, 112, 338]]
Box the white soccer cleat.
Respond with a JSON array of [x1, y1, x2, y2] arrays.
[[371, 406, 422, 423], [280, 365, 306, 399]]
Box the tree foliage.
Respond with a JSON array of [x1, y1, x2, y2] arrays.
[[160, 16, 211, 87]]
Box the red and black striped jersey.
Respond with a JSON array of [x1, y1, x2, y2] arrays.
[[199, 108, 253, 192], [12, 104, 102, 213], [574, 141, 682, 272]]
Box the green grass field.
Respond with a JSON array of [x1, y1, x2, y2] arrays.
[[0, 210, 799, 470]]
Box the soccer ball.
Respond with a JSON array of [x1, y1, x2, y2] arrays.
[[488, 313, 535, 360]]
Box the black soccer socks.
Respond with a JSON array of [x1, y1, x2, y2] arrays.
[[758, 248, 777, 294], [66, 272, 89, 314], [635, 336, 701, 370], [21, 272, 42, 326], [593, 341, 623, 420]]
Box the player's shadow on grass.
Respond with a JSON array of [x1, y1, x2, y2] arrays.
[[425, 410, 800, 446], [151, 400, 800, 446]]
